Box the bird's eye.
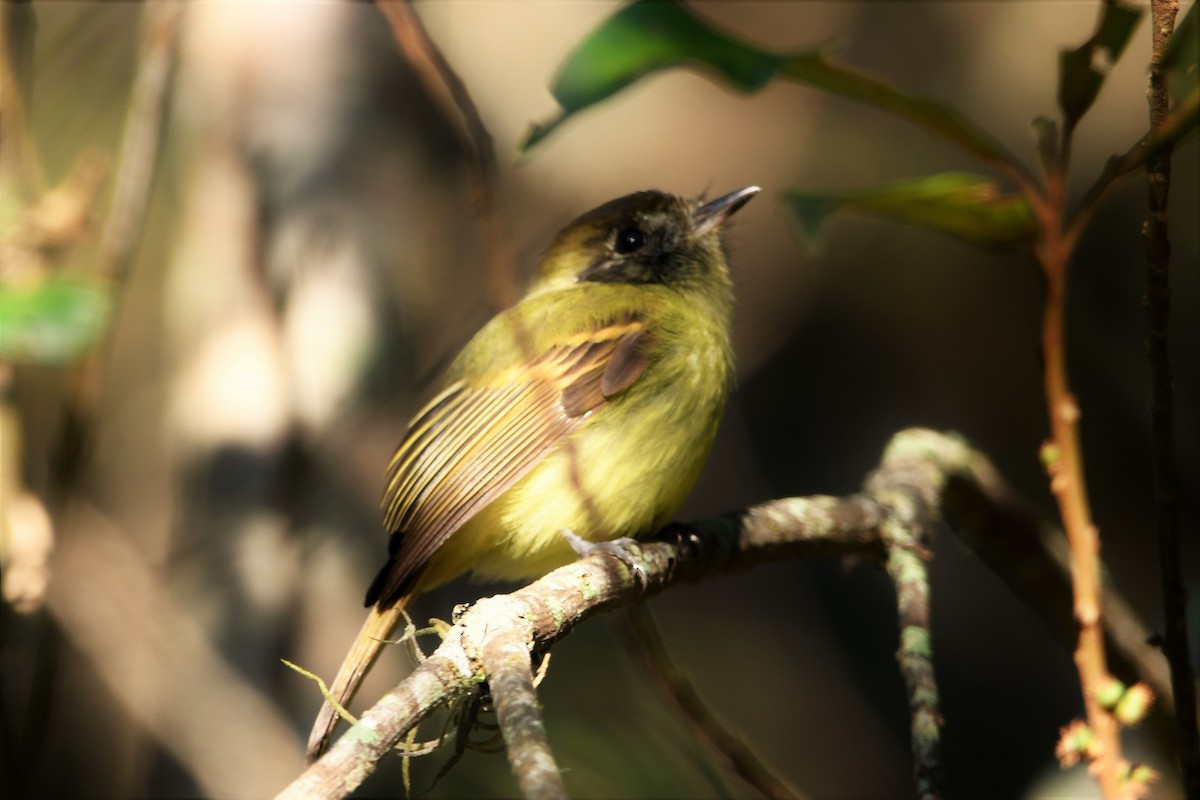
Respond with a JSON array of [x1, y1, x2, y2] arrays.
[[614, 227, 647, 255]]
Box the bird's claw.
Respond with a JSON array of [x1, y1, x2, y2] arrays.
[[562, 529, 648, 591]]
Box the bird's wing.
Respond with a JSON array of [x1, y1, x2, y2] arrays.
[[368, 316, 651, 607]]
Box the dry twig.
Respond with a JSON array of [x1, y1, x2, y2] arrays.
[[372, 0, 518, 307], [1142, 0, 1199, 795], [617, 605, 805, 800]]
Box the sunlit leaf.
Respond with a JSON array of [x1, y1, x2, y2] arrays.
[[783, 173, 1037, 253], [523, 0, 788, 150], [0, 276, 111, 364], [1163, 3, 1198, 109], [522, 0, 1018, 170], [1058, 0, 1143, 128]]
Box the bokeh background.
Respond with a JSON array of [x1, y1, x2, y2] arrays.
[[2, 2, 1197, 798]]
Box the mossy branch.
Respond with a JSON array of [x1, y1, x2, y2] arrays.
[[277, 428, 1166, 800]]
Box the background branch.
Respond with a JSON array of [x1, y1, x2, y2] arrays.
[[935, 455, 1170, 707], [372, 0, 518, 307], [96, 1, 182, 285], [477, 603, 568, 800], [617, 605, 805, 800], [1143, 0, 1199, 794], [0, 0, 45, 196], [48, 503, 301, 797]]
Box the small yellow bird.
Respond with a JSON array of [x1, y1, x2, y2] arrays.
[[307, 186, 758, 761]]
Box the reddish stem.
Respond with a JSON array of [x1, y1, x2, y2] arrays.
[[1033, 167, 1123, 797]]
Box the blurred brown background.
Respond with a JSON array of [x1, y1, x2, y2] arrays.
[[2, 2, 1196, 798]]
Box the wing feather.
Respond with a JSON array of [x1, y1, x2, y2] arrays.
[[385, 385, 525, 532], [368, 316, 651, 607]]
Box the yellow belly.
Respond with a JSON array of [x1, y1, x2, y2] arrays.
[[416, 350, 728, 589]]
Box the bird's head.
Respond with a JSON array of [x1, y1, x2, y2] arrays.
[[530, 186, 760, 296]]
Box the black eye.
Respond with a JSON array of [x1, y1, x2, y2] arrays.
[[614, 227, 647, 255]]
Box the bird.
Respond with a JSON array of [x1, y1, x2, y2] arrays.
[[306, 185, 759, 762]]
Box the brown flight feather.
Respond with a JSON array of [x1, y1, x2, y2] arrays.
[[369, 317, 651, 607]]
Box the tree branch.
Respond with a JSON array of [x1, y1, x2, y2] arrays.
[[617, 606, 805, 799], [279, 492, 885, 799], [866, 431, 950, 800], [476, 602, 568, 799], [276, 428, 1167, 799]]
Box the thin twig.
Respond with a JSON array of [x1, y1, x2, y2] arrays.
[[281, 641, 476, 800], [1032, 108, 1124, 795], [372, 0, 519, 308], [617, 605, 806, 800], [97, 1, 183, 284], [1068, 86, 1199, 243], [0, 0, 46, 195], [1144, 1, 1200, 796], [1041, 267, 1123, 798]]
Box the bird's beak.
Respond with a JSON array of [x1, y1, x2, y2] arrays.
[[691, 186, 761, 238]]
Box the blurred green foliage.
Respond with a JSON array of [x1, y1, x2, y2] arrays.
[[784, 173, 1037, 253], [0, 275, 110, 365]]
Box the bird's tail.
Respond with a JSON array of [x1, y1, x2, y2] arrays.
[[306, 599, 409, 763]]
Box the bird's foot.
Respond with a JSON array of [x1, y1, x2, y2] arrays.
[[561, 529, 647, 590]]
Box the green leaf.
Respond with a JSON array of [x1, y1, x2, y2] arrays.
[[0, 276, 111, 364], [783, 173, 1037, 252], [1058, 0, 1143, 128], [523, 0, 789, 150], [1163, 2, 1198, 109], [522, 0, 1021, 172]]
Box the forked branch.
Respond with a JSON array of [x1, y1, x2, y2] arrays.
[[277, 429, 1163, 800]]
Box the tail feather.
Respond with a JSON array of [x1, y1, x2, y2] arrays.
[[306, 600, 409, 763]]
